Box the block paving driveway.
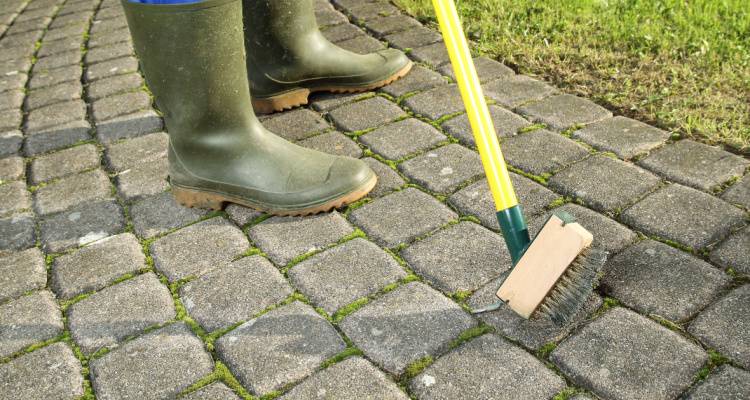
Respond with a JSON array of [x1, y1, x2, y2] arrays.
[[1, 0, 749, 399]]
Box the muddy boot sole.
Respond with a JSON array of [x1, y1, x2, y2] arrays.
[[251, 61, 413, 114]]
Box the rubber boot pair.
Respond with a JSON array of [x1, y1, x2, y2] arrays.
[[121, 0, 411, 215]]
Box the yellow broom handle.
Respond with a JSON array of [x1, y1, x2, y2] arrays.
[[432, 0, 518, 211]]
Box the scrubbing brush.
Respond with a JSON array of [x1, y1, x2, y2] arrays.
[[432, 0, 608, 325]]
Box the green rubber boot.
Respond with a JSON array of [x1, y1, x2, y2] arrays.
[[122, 0, 376, 215], [243, 0, 413, 113]]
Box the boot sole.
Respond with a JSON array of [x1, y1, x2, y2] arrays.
[[171, 174, 377, 216], [252, 61, 413, 114]]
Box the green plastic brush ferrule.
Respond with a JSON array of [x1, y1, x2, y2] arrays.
[[496, 205, 531, 265]]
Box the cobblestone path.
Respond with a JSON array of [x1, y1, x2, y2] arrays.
[[1, 0, 749, 399]]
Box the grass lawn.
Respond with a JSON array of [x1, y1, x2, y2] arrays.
[[392, 0, 750, 154]]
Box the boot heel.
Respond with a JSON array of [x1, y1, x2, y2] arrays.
[[172, 186, 226, 210], [252, 88, 311, 114]]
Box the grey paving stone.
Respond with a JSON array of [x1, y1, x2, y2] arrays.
[[639, 140, 750, 191], [572, 116, 670, 159], [603, 239, 730, 321], [180, 256, 293, 332], [0, 290, 63, 358], [224, 203, 263, 227], [689, 285, 750, 369], [95, 109, 164, 143], [448, 174, 556, 230], [131, 192, 209, 238], [261, 108, 330, 141], [360, 118, 445, 160], [29, 144, 99, 184], [150, 217, 249, 281], [0, 88, 23, 111], [5, 18, 49, 35], [88, 26, 131, 49], [51, 233, 146, 300], [410, 334, 566, 400], [710, 226, 750, 274], [551, 307, 707, 400], [402, 221, 508, 294], [438, 56, 515, 83], [340, 282, 475, 374], [0, 56, 31, 76], [530, 203, 638, 254], [321, 22, 366, 43], [248, 211, 353, 266], [27, 64, 81, 90], [0, 180, 30, 215], [722, 176, 750, 209], [685, 365, 750, 400], [346, 2, 399, 22], [289, 238, 406, 314], [87, 72, 143, 101], [68, 272, 175, 355], [365, 14, 422, 37], [379, 64, 446, 98], [468, 275, 602, 350], [0, 342, 84, 400], [95, 4, 125, 20], [92, 90, 151, 123], [44, 22, 87, 41], [25, 100, 86, 135], [280, 356, 408, 400], [90, 322, 214, 400], [549, 155, 661, 212], [315, 6, 348, 27], [33, 169, 112, 215], [621, 184, 746, 249], [410, 41, 451, 68], [362, 157, 405, 197], [0, 212, 36, 251], [40, 200, 126, 253], [216, 301, 346, 395], [23, 119, 91, 156], [328, 33, 381, 51], [349, 187, 457, 247], [0, 155, 24, 182], [442, 105, 529, 147], [37, 37, 83, 58], [25, 80, 82, 111], [89, 16, 128, 35], [399, 143, 484, 193], [0, 70, 27, 93], [49, 10, 92, 28], [105, 131, 168, 171], [115, 157, 169, 201], [518, 94, 612, 131], [483, 74, 558, 109], [0, 108, 21, 132], [182, 383, 240, 400], [32, 50, 82, 71], [328, 96, 405, 132], [84, 56, 138, 82], [0, 248, 46, 303], [298, 131, 362, 158], [309, 91, 362, 112], [502, 129, 590, 175], [403, 84, 464, 120], [16, 6, 56, 22], [384, 26, 442, 50]]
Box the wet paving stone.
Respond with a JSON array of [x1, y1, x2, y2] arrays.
[[0, 248, 46, 303], [403, 84, 464, 121], [280, 356, 408, 400], [549, 155, 661, 212], [261, 108, 330, 141], [150, 217, 249, 281], [0, 212, 36, 251], [29, 143, 100, 184], [349, 187, 457, 248], [115, 157, 169, 201], [298, 131, 362, 158], [721, 176, 749, 209], [130, 191, 208, 238], [105, 131, 168, 171], [384, 26, 442, 50], [402, 221, 508, 294], [639, 140, 750, 192], [51, 233, 146, 300], [328, 96, 405, 132], [362, 157, 405, 197], [483, 74, 558, 109], [602, 239, 730, 321], [517, 94, 612, 131], [216, 301, 346, 395], [684, 365, 750, 400], [289, 238, 406, 314], [379, 64, 446, 98], [180, 256, 293, 332], [0, 343, 84, 400], [248, 211, 354, 266], [689, 285, 750, 369], [551, 307, 707, 400], [182, 382, 241, 400], [410, 334, 566, 400], [572, 116, 670, 160], [442, 105, 529, 147], [0, 290, 63, 358], [360, 118, 445, 160], [501, 129, 590, 176], [33, 169, 112, 216], [0, 180, 30, 216], [90, 322, 214, 400], [399, 144, 483, 194], [621, 184, 745, 250], [340, 282, 476, 374], [710, 226, 750, 274], [39, 199, 126, 253]]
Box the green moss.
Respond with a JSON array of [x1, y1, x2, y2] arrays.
[[518, 123, 547, 134], [552, 387, 581, 400], [320, 347, 365, 369], [537, 342, 558, 358], [403, 356, 434, 379], [182, 361, 255, 400], [332, 297, 370, 323], [449, 325, 493, 349]]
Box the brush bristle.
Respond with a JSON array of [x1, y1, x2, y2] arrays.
[[532, 247, 608, 325]]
